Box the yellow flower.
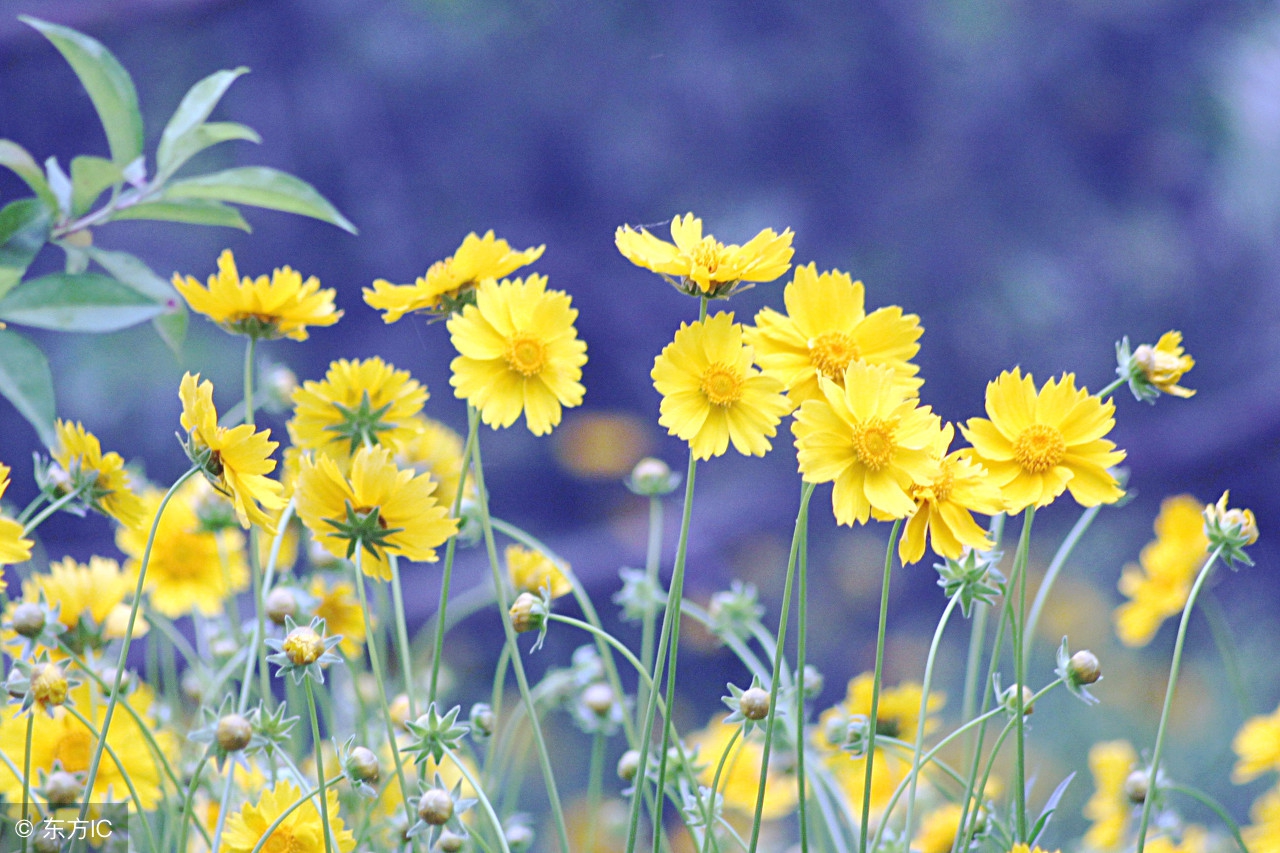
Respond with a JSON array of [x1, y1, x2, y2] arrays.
[[688, 715, 797, 819], [222, 779, 355, 853], [50, 420, 146, 528], [448, 275, 587, 435], [914, 803, 965, 853], [899, 424, 1004, 564], [506, 544, 572, 599], [961, 368, 1125, 513], [295, 445, 458, 581], [15, 556, 145, 643], [364, 230, 545, 321], [615, 212, 794, 298], [308, 576, 367, 657], [1009, 845, 1059, 853], [651, 312, 791, 460], [1234, 703, 1280, 784], [173, 249, 341, 340], [1133, 330, 1195, 399], [1145, 828, 1207, 853], [819, 674, 943, 748], [1083, 739, 1138, 850], [1114, 495, 1208, 647], [0, 462, 32, 570], [1246, 786, 1280, 853], [117, 479, 249, 618], [793, 361, 943, 524], [180, 372, 285, 531], [394, 416, 472, 510], [289, 357, 428, 463], [745, 263, 923, 404]]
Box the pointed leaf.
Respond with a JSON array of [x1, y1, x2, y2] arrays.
[[106, 198, 251, 231], [85, 247, 180, 303], [45, 157, 72, 218], [21, 17, 144, 165], [0, 329, 56, 447], [158, 121, 261, 181], [0, 199, 52, 299], [0, 272, 165, 332], [0, 140, 58, 211], [1028, 772, 1075, 846], [163, 166, 357, 234], [70, 155, 123, 216], [157, 67, 251, 174], [152, 305, 188, 355]]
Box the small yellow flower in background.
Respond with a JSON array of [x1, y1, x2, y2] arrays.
[[222, 779, 356, 853], [295, 445, 458, 581], [1083, 739, 1138, 850], [365, 230, 545, 321], [180, 372, 285, 531], [1234, 703, 1280, 784], [1118, 330, 1195, 403], [1114, 495, 1208, 647], [173, 249, 341, 340], [745, 263, 923, 405], [0, 462, 32, 571], [615, 212, 794, 298], [13, 556, 145, 644], [448, 275, 587, 436], [793, 361, 943, 525], [395, 416, 473, 510], [899, 424, 1004, 565], [50, 420, 146, 528], [1144, 829, 1208, 853], [1246, 786, 1280, 853], [289, 357, 428, 462], [1009, 845, 1060, 853], [914, 803, 965, 853], [819, 673, 944, 748], [308, 576, 367, 657], [961, 368, 1125, 513], [688, 715, 797, 819], [506, 544, 572, 599], [651, 312, 791, 460]]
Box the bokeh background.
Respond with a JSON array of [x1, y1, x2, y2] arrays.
[[2, 0, 1278, 839]]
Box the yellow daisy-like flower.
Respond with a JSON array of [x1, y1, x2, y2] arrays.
[[914, 803, 965, 853], [364, 230, 545, 322], [1133, 330, 1195, 399], [448, 275, 587, 436], [961, 368, 1126, 513], [117, 478, 249, 618], [745, 263, 923, 404], [1083, 739, 1138, 850], [506, 544, 572, 599], [173, 249, 341, 341], [688, 715, 797, 820], [1246, 786, 1280, 853], [289, 357, 428, 463], [1234, 703, 1280, 784], [651, 312, 791, 460], [395, 415, 472, 510], [295, 445, 458, 581], [50, 419, 146, 528], [308, 576, 367, 657], [793, 361, 943, 525], [222, 779, 355, 853], [1009, 845, 1060, 853], [0, 462, 32, 571], [180, 372, 285, 531], [14, 556, 145, 644], [899, 424, 1004, 565], [615, 212, 794, 298], [1114, 495, 1208, 647]]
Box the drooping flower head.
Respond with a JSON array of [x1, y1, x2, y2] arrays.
[[180, 372, 285, 531], [746, 263, 923, 405], [616, 212, 794, 298], [222, 779, 356, 853], [651, 312, 791, 460], [792, 361, 943, 525], [173, 249, 341, 341], [48, 420, 146, 528], [1114, 495, 1208, 647], [961, 368, 1125, 513], [0, 462, 32, 572], [1117, 330, 1195, 403], [1233, 703, 1280, 784], [1083, 740, 1138, 850], [289, 357, 427, 463], [364, 230, 545, 321], [899, 424, 1004, 565], [448, 275, 587, 436], [506, 544, 572, 599]]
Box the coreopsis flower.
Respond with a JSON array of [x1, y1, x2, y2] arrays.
[[308, 576, 367, 657], [173, 249, 341, 341], [961, 368, 1125, 513], [48, 420, 146, 528], [10, 556, 145, 652], [295, 445, 458, 581], [180, 372, 285, 531], [1114, 495, 1208, 647], [1246, 786, 1280, 853], [745, 263, 923, 404], [1234, 703, 1280, 784], [1116, 330, 1195, 403], [1009, 846, 1060, 853], [899, 424, 1004, 565], [615, 212, 794, 298], [651, 312, 791, 460], [1083, 740, 1138, 850], [0, 463, 32, 571], [506, 544, 572, 599], [793, 361, 943, 524], [1203, 490, 1259, 567], [687, 715, 797, 819], [289, 357, 428, 462], [364, 230, 545, 321], [914, 803, 965, 853], [395, 416, 472, 509], [448, 275, 587, 436], [116, 478, 249, 618], [222, 779, 356, 853]]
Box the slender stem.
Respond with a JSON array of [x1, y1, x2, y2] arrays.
[[902, 594, 961, 847], [21, 712, 32, 853], [1011, 506, 1036, 842], [237, 499, 296, 713], [429, 410, 479, 706], [703, 726, 744, 853], [1023, 505, 1099, 660], [1163, 782, 1249, 853], [176, 755, 212, 853], [245, 776, 345, 853], [796, 502, 811, 853], [304, 679, 336, 853], [1095, 376, 1126, 399], [20, 483, 88, 535], [587, 730, 607, 852], [15, 492, 48, 526], [641, 493, 665, 709], [388, 555, 419, 718], [442, 746, 513, 853], [65, 706, 159, 853], [859, 518, 904, 853]]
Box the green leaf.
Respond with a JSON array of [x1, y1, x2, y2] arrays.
[[152, 306, 188, 355], [0, 272, 166, 332], [70, 155, 123, 217], [85, 247, 179, 302], [0, 199, 52, 300], [157, 122, 261, 181], [156, 67, 253, 175], [21, 16, 144, 166], [0, 329, 56, 447], [0, 140, 58, 212], [163, 166, 357, 234], [107, 198, 251, 231]]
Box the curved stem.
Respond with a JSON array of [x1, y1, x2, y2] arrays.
[[1011, 506, 1036, 842], [702, 726, 744, 853], [859, 518, 904, 853], [429, 411, 479, 706], [796, 506, 811, 853], [1023, 505, 1099, 660], [245, 776, 345, 853], [1163, 782, 1248, 853], [21, 712, 32, 853], [20, 482, 89, 535], [442, 745, 513, 853], [65, 706, 159, 853], [388, 554, 418, 718], [902, 594, 961, 847], [304, 679, 335, 853], [176, 755, 212, 853]]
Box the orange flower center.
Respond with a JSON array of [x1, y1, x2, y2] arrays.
[[929, 460, 956, 503], [691, 238, 730, 279], [808, 332, 861, 382], [1013, 424, 1066, 474], [262, 830, 306, 853], [852, 418, 896, 471], [700, 363, 743, 406], [505, 334, 547, 377], [53, 728, 92, 772]]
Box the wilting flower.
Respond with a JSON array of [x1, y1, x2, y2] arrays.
[[222, 779, 356, 853], [616, 212, 794, 298], [1083, 740, 1138, 850], [1117, 330, 1195, 403], [448, 275, 587, 436], [289, 357, 428, 462], [1234, 703, 1280, 784], [961, 368, 1125, 513], [0, 463, 32, 572], [364, 230, 545, 321], [899, 424, 1003, 564], [745, 263, 923, 404], [651, 312, 791, 460], [506, 544, 572, 599], [49, 420, 146, 528], [687, 715, 797, 819], [1114, 495, 1208, 647], [173, 249, 341, 341]]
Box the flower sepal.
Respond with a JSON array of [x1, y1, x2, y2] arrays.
[[935, 548, 1005, 617], [1203, 491, 1259, 569]]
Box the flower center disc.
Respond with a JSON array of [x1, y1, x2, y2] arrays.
[[505, 334, 547, 377], [852, 418, 895, 471], [700, 363, 743, 406], [1013, 424, 1067, 474], [808, 332, 861, 381], [263, 832, 305, 853], [54, 729, 92, 771], [692, 238, 727, 276]]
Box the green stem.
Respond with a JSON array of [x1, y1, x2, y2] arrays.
[[859, 518, 904, 853], [429, 410, 479, 706], [65, 705, 160, 853], [641, 493, 665, 708], [442, 746, 513, 853], [1095, 376, 1126, 399], [1023, 505, 1099, 660], [237, 498, 297, 714], [245, 776, 345, 853], [902, 594, 961, 847], [587, 730, 607, 853], [703, 726, 744, 853], [304, 679, 336, 853], [244, 335, 257, 426], [388, 554, 418, 718], [1163, 782, 1249, 853], [21, 711, 32, 853], [20, 483, 88, 535], [1201, 591, 1251, 716], [176, 755, 212, 853], [1011, 506, 1036, 842], [796, 501, 811, 853]]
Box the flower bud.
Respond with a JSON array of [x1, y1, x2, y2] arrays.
[[438, 830, 466, 852], [1067, 650, 1102, 686], [582, 683, 615, 716], [282, 626, 325, 666], [10, 602, 46, 638], [43, 770, 82, 807], [739, 686, 770, 721], [803, 665, 824, 699], [617, 749, 641, 782], [470, 702, 495, 737], [265, 588, 298, 625], [509, 592, 544, 634], [417, 787, 454, 825], [1001, 684, 1035, 716], [33, 828, 63, 853], [1125, 769, 1149, 804], [628, 457, 679, 496], [215, 713, 253, 753], [506, 823, 534, 850], [31, 663, 69, 708], [347, 746, 380, 784]]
